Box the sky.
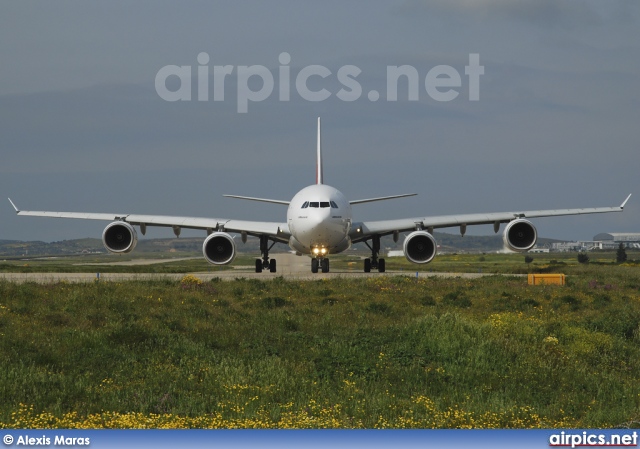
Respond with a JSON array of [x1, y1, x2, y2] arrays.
[[1, 0, 638, 243]]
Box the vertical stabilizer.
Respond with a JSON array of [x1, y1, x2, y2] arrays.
[[316, 117, 323, 185]]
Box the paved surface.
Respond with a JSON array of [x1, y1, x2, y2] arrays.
[[0, 271, 508, 283], [0, 253, 522, 283], [76, 257, 201, 266]]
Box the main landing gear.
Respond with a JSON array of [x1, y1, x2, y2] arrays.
[[311, 258, 329, 273], [255, 235, 277, 273], [363, 235, 386, 273]]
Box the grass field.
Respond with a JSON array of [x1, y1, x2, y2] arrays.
[[1, 249, 637, 274], [0, 253, 639, 428]]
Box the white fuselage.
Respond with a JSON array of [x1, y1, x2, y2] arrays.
[[286, 184, 352, 257]]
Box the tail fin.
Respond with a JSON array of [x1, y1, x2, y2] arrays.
[[316, 117, 323, 185]]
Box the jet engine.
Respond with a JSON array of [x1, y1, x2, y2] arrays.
[[403, 230, 437, 264], [503, 219, 537, 252], [203, 232, 236, 265], [102, 221, 138, 253]]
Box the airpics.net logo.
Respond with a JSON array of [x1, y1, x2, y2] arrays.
[[155, 52, 484, 113]]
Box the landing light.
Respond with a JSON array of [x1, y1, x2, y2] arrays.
[[312, 247, 328, 256]]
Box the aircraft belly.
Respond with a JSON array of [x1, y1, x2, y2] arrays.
[[288, 236, 308, 254]]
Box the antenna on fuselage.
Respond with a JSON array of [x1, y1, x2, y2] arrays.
[[316, 117, 323, 185]]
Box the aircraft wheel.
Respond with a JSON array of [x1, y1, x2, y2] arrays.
[[311, 258, 319, 273], [321, 258, 329, 273], [269, 259, 277, 273], [364, 258, 371, 273], [378, 258, 386, 273], [255, 259, 263, 273]]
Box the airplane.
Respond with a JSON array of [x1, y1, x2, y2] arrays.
[[8, 118, 632, 274]]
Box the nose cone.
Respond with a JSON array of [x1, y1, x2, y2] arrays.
[[292, 207, 346, 251], [297, 208, 330, 237]]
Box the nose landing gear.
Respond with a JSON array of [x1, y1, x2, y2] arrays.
[[311, 258, 329, 273]]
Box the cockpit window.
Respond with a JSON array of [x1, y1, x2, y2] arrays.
[[307, 201, 334, 208]]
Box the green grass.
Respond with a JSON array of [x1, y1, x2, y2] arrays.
[[3, 250, 638, 275], [1, 260, 640, 428], [371, 250, 640, 274]]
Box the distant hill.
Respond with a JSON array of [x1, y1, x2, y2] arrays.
[[0, 238, 197, 258], [0, 232, 563, 258], [431, 232, 561, 252], [375, 232, 560, 254], [0, 238, 105, 257]]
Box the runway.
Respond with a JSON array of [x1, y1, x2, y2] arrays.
[[0, 253, 521, 283], [0, 270, 502, 283]]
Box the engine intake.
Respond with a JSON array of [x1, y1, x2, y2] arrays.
[[403, 230, 437, 264], [203, 232, 236, 265], [102, 221, 138, 253], [503, 219, 537, 252]]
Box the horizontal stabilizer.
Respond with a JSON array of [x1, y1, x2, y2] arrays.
[[223, 195, 290, 205], [350, 193, 417, 205]]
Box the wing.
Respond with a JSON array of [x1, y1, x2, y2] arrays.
[[8, 199, 290, 243], [350, 194, 631, 242]]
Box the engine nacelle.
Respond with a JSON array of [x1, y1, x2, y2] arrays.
[[503, 219, 537, 252], [203, 232, 236, 265], [403, 230, 438, 264], [102, 221, 138, 254]]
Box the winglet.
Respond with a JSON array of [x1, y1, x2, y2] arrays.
[[620, 194, 632, 209], [8, 198, 19, 213], [316, 117, 323, 185]]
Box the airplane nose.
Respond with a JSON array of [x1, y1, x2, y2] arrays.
[[304, 212, 325, 232], [296, 209, 330, 237]]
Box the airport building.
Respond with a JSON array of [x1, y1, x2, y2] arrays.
[[547, 233, 640, 252], [529, 247, 550, 253], [550, 242, 586, 252], [593, 233, 640, 243], [592, 233, 640, 250]]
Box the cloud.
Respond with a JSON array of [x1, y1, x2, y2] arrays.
[[1, 2, 638, 242], [397, 0, 602, 28]]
